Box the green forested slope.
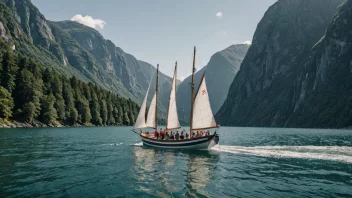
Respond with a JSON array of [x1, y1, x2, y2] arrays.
[[0, 39, 138, 127]]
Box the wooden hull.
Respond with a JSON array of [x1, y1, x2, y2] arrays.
[[140, 133, 219, 150]]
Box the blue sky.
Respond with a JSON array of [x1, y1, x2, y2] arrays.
[[32, 0, 276, 79]]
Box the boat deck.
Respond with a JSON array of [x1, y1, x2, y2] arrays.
[[140, 134, 214, 142]]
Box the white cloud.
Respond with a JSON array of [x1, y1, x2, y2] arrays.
[[243, 40, 252, 45], [216, 12, 223, 18], [71, 14, 106, 29]]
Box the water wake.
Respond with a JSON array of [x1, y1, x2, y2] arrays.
[[112, 142, 123, 146], [100, 142, 124, 146], [133, 142, 143, 146], [212, 145, 352, 163]]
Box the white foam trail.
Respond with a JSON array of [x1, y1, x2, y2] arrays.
[[212, 145, 352, 163], [108, 142, 123, 146], [133, 142, 143, 146]]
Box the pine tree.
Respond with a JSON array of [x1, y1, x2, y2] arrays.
[[42, 68, 54, 94], [106, 94, 115, 125], [0, 86, 14, 120], [77, 98, 91, 124], [90, 91, 102, 125], [129, 109, 135, 124], [69, 108, 78, 125], [123, 111, 130, 126], [52, 75, 65, 121], [14, 69, 43, 122], [1, 50, 18, 93], [117, 106, 123, 125], [100, 99, 108, 125], [63, 81, 75, 123], [0, 50, 3, 81], [22, 102, 36, 123], [40, 93, 58, 125]]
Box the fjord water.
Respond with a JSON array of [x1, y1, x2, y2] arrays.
[[0, 127, 351, 197]]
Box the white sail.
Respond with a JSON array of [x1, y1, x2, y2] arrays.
[[146, 92, 157, 128], [166, 66, 181, 130], [133, 87, 150, 129], [191, 75, 217, 130]]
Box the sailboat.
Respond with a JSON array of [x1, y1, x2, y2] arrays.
[[133, 47, 220, 150]]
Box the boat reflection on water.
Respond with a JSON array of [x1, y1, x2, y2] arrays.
[[185, 150, 220, 197], [132, 146, 219, 196]]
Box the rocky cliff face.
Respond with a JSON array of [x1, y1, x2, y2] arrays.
[[216, 0, 345, 127], [177, 44, 249, 123], [286, 0, 352, 128], [0, 0, 173, 115]]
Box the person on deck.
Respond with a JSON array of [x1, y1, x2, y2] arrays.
[[154, 130, 159, 139], [175, 131, 180, 140], [170, 132, 175, 140], [180, 131, 185, 140], [160, 128, 165, 139], [165, 132, 170, 140], [192, 132, 196, 138], [186, 132, 189, 139], [196, 131, 200, 137]]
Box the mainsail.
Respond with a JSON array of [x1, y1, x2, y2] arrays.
[[191, 74, 217, 130], [166, 62, 181, 130], [146, 92, 157, 128]]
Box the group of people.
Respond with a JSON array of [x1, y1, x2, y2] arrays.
[[141, 128, 211, 140]]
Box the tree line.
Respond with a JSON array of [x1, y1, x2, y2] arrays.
[[0, 40, 139, 126]]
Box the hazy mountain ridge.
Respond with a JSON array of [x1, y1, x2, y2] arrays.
[[176, 44, 249, 123], [217, 0, 348, 128]]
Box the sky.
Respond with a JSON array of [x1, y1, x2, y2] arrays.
[[32, 0, 276, 80]]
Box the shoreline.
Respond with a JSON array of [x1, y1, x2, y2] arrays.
[[0, 121, 128, 129]]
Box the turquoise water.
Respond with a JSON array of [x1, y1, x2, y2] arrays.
[[0, 127, 352, 197]]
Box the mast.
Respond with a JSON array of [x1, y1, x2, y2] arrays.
[[155, 64, 159, 130], [190, 46, 196, 133]]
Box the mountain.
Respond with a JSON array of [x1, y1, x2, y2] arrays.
[[216, 0, 345, 127], [285, 0, 352, 128], [176, 44, 249, 123], [52, 20, 173, 113], [0, 0, 173, 115]]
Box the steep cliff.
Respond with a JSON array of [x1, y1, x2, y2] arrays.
[[216, 0, 345, 127], [286, 0, 352, 128]]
